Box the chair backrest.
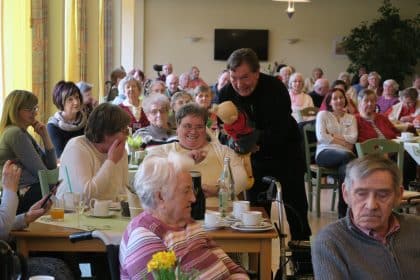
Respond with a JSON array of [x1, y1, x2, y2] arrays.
[[355, 139, 404, 171], [38, 168, 59, 196], [302, 122, 317, 173], [297, 107, 319, 123]]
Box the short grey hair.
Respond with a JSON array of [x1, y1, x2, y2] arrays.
[[170, 91, 193, 109], [344, 154, 402, 193], [314, 78, 329, 91], [134, 152, 194, 210], [142, 93, 170, 113], [383, 79, 399, 92], [400, 87, 418, 101], [358, 88, 377, 100], [175, 103, 208, 126], [193, 85, 212, 98], [118, 75, 142, 96], [288, 72, 303, 89]]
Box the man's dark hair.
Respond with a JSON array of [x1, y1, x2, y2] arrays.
[[227, 48, 260, 72], [85, 103, 130, 143]]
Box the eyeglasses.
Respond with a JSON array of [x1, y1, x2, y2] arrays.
[[22, 105, 39, 113], [148, 108, 168, 115], [180, 123, 205, 132]]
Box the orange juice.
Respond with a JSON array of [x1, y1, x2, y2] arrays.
[[50, 208, 64, 220]]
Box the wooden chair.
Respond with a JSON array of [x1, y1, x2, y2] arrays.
[[302, 122, 339, 217], [355, 139, 404, 171], [38, 168, 59, 196], [297, 106, 319, 123]]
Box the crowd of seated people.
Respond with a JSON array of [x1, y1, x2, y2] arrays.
[[1, 57, 419, 279]]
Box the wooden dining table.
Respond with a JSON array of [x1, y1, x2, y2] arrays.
[[11, 208, 278, 280]]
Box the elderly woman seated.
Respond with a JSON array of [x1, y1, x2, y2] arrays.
[[147, 103, 248, 206], [133, 93, 177, 148], [356, 89, 416, 187], [119, 153, 249, 279], [385, 87, 420, 131], [56, 103, 130, 201], [355, 89, 400, 143], [288, 72, 314, 122]]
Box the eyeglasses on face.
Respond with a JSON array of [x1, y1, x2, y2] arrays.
[[21, 105, 39, 113]]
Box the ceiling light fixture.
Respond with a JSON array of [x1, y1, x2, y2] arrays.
[[272, 0, 311, 19]]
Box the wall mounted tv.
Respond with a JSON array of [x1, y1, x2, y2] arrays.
[[214, 29, 269, 61]]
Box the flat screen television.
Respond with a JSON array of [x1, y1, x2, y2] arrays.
[[214, 29, 269, 61]]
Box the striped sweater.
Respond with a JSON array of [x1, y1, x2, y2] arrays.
[[119, 211, 249, 280]]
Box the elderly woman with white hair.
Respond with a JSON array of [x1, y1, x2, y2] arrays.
[[115, 75, 149, 132], [367, 71, 383, 96], [377, 79, 400, 113], [119, 153, 249, 279], [288, 72, 314, 122], [133, 93, 177, 148]]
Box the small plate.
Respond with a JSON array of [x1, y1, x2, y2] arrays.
[[202, 222, 227, 230], [231, 221, 273, 232], [85, 211, 115, 218]]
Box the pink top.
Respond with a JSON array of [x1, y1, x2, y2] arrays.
[[119, 211, 248, 280]]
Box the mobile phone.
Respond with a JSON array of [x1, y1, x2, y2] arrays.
[[40, 180, 62, 209]]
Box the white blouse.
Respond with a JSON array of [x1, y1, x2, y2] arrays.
[[315, 110, 358, 156]]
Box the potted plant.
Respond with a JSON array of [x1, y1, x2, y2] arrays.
[[342, 0, 419, 87]]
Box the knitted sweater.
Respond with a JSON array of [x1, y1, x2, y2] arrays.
[[119, 211, 248, 280], [0, 126, 57, 187], [312, 212, 420, 280], [56, 136, 128, 201]]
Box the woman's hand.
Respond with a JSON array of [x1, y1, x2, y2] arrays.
[[400, 115, 415, 123], [25, 195, 52, 224], [187, 149, 207, 164], [32, 120, 48, 137], [1, 160, 21, 193], [202, 184, 219, 198]]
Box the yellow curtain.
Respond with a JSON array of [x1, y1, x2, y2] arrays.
[[98, 0, 104, 99], [64, 0, 80, 81], [0, 0, 32, 101]]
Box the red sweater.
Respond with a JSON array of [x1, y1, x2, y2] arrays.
[[119, 104, 149, 133], [355, 113, 400, 143]]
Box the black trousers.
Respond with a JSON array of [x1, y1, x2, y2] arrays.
[[248, 160, 312, 241]]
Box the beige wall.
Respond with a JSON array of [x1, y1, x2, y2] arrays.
[[123, 0, 418, 84]]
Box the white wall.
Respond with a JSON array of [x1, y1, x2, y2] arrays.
[[117, 0, 418, 84]]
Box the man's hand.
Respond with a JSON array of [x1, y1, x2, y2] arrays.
[[25, 195, 52, 224], [1, 160, 21, 193], [108, 138, 125, 163]]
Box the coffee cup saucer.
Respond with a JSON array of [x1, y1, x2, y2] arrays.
[[85, 211, 115, 218], [231, 221, 273, 232], [202, 221, 226, 230]]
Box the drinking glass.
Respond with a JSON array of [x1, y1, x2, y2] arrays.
[[72, 192, 85, 228]]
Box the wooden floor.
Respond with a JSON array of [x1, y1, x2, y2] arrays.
[[270, 189, 338, 274]]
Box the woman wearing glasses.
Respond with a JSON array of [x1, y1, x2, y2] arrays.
[[147, 103, 248, 206], [0, 90, 56, 213]]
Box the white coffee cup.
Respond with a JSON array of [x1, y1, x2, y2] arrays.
[[401, 132, 414, 140], [204, 211, 221, 227], [233, 200, 250, 219], [242, 211, 262, 226], [89, 199, 111, 216], [29, 276, 55, 280]]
